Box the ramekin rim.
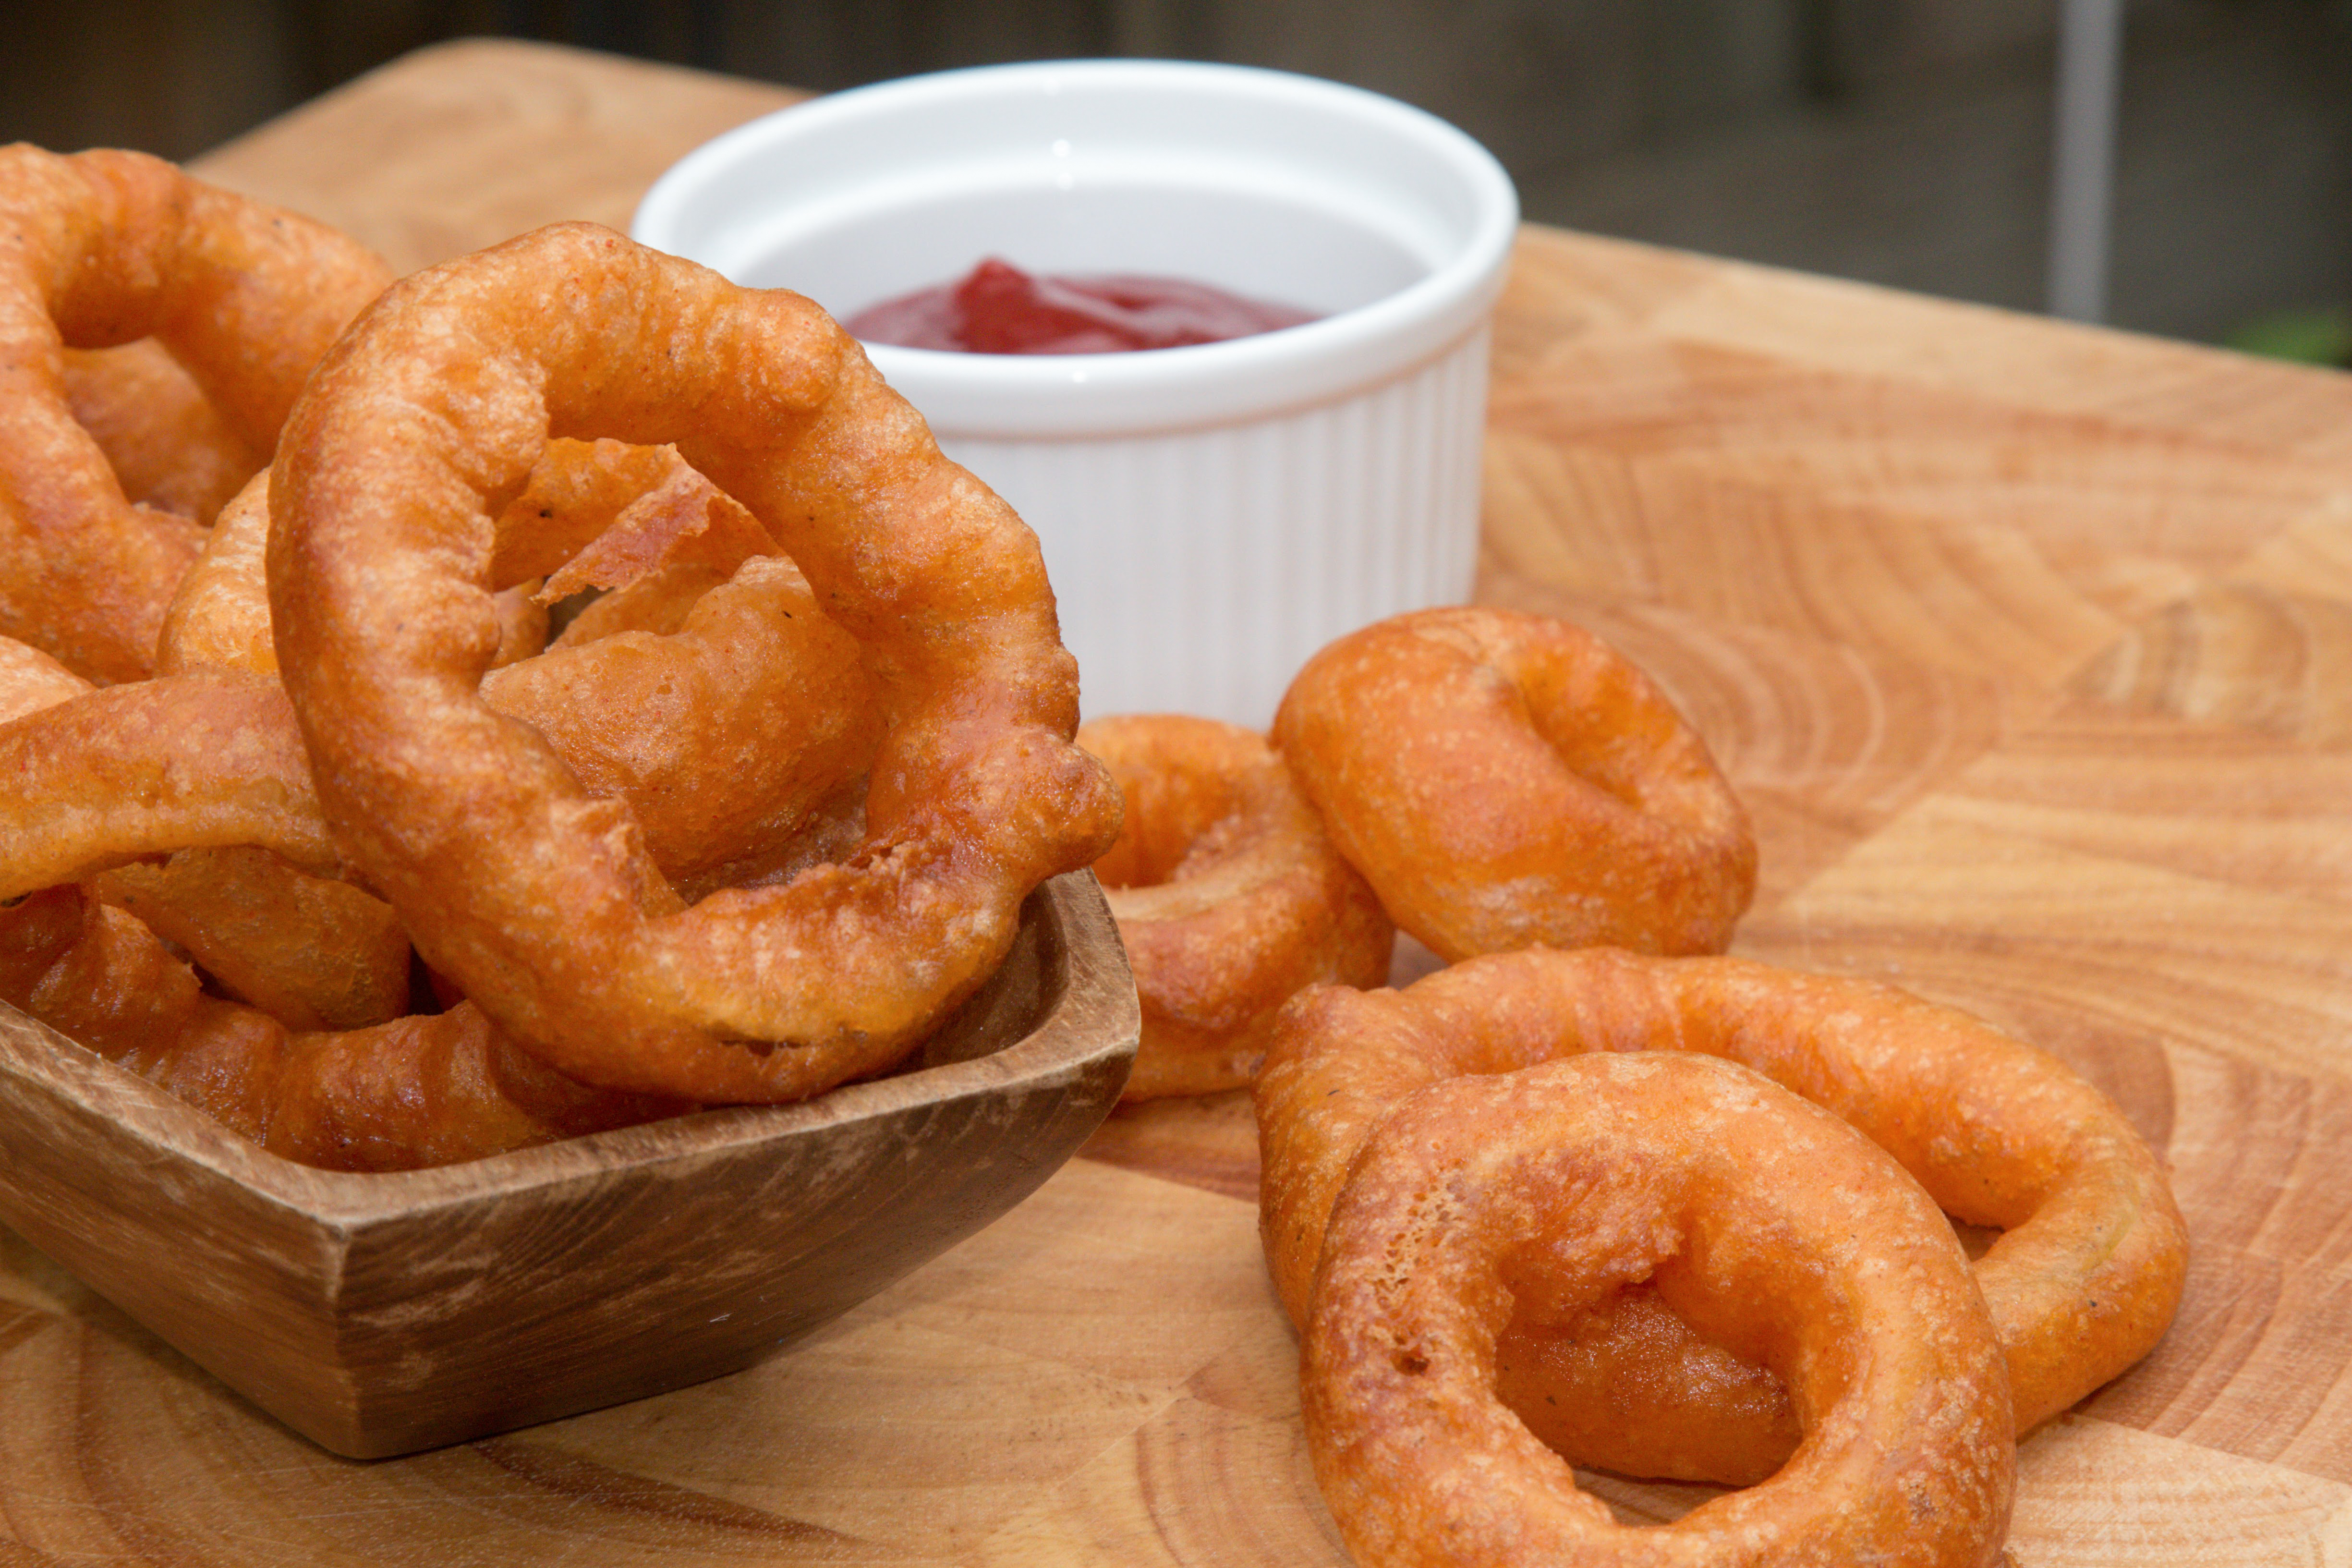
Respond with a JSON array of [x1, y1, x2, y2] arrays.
[[632, 57, 1519, 436]]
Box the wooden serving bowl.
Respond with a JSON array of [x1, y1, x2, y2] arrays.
[[0, 870, 1137, 1459]]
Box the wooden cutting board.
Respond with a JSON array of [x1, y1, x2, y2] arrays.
[[7, 36, 2352, 1566]]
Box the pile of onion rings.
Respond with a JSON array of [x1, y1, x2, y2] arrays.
[[1057, 606, 2177, 1562], [0, 151, 1120, 1168], [1077, 603, 1758, 1115], [1237, 609, 2182, 1560], [1258, 946, 2189, 1481]]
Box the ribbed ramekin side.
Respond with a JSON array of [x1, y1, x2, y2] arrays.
[[939, 324, 1491, 729]]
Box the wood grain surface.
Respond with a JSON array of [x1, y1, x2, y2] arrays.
[[4, 33, 2347, 1565]]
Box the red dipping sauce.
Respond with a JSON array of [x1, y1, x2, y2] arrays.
[[846, 257, 1319, 354]]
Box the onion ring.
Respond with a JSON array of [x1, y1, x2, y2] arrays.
[[0, 668, 337, 899], [479, 553, 882, 896], [1273, 607, 1756, 961], [1259, 946, 2187, 1483], [87, 845, 410, 1032], [1080, 713, 1390, 1099], [1305, 1053, 2015, 1568], [265, 222, 1121, 1103], [0, 146, 391, 681], [0, 885, 684, 1171]]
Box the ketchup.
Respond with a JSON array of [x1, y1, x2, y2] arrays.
[[846, 257, 1317, 354]]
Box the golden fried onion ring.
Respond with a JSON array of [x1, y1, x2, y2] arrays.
[[1273, 607, 1756, 961], [1080, 713, 1390, 1099], [267, 223, 1121, 1102], [0, 669, 337, 898], [1305, 1053, 2014, 1568], [0, 145, 390, 681], [87, 845, 411, 1032], [1259, 946, 2187, 1483]]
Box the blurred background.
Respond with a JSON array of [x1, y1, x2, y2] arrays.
[[8, 0, 2350, 358]]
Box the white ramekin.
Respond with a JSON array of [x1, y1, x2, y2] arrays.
[[633, 59, 1517, 727]]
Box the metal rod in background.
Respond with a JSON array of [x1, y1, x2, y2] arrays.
[[2048, 0, 2126, 323], [1109, 0, 1184, 57]]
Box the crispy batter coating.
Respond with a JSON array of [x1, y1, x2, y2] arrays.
[[0, 632, 92, 724], [1490, 1279, 1801, 1487], [1258, 947, 2189, 1483], [266, 223, 1122, 1102], [529, 443, 784, 651], [1079, 714, 1390, 1099], [151, 469, 276, 676], [63, 339, 264, 524], [8, 532, 416, 1036], [482, 554, 881, 895], [517, 438, 781, 604], [87, 845, 410, 1032], [158, 463, 579, 681], [0, 887, 684, 1171], [0, 145, 391, 681], [1305, 1054, 2015, 1568], [136, 461, 559, 1039], [0, 669, 337, 899], [7, 563, 875, 906], [1273, 607, 1756, 961], [489, 436, 704, 586]]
